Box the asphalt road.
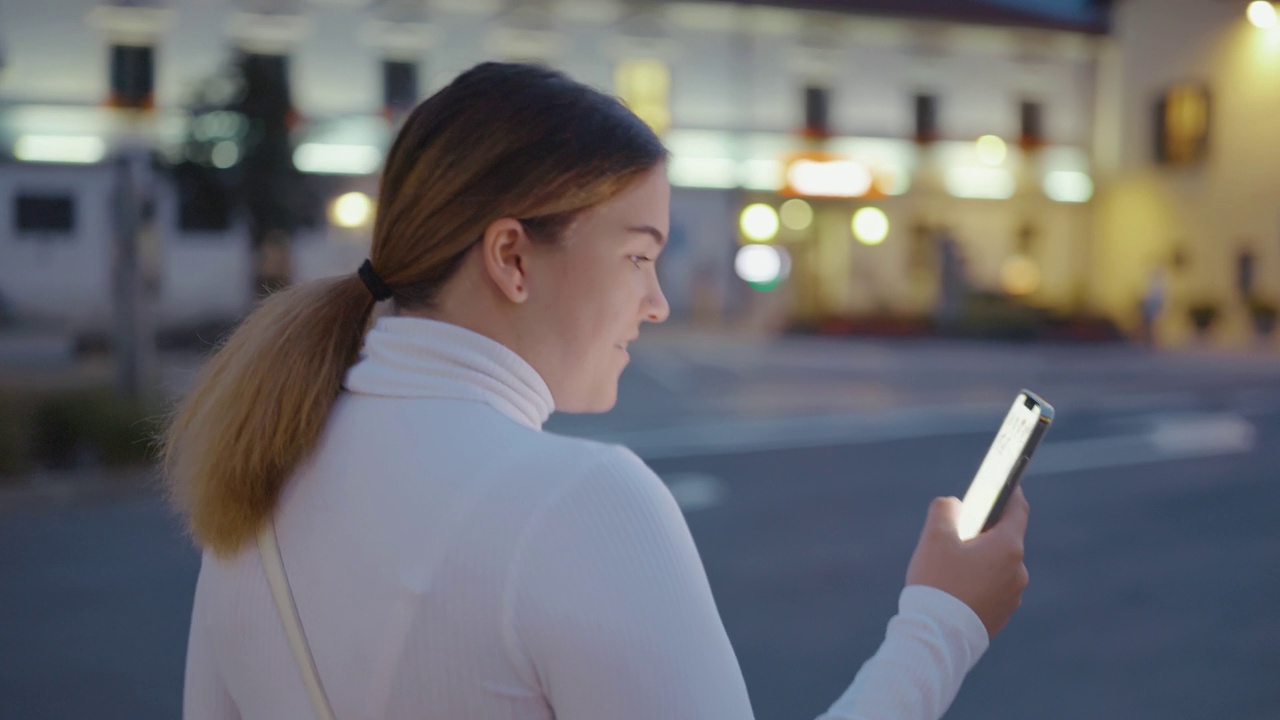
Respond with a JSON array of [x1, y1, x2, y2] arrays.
[[2, 336, 1277, 719]]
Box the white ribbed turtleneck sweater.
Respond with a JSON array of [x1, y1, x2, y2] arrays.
[[183, 316, 989, 720]]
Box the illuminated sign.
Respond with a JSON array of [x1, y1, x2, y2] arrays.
[[781, 151, 879, 199]]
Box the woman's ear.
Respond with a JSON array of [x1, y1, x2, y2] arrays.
[[479, 218, 532, 303]]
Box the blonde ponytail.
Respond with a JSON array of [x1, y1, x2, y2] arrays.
[[162, 275, 374, 556]]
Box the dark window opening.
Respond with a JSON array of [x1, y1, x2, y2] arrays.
[[384, 60, 419, 115], [914, 94, 938, 143], [803, 86, 830, 137], [110, 44, 155, 109], [14, 194, 76, 234], [1020, 101, 1044, 148]]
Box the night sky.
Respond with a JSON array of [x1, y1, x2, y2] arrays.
[[987, 0, 1101, 20]]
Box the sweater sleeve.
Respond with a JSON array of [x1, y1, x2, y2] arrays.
[[505, 444, 988, 720], [817, 584, 990, 720], [505, 445, 756, 720], [183, 558, 242, 720]]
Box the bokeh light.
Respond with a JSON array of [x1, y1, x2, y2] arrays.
[[1000, 254, 1042, 296], [1044, 170, 1095, 203], [780, 198, 814, 230], [735, 244, 791, 291], [976, 135, 1008, 166], [740, 203, 780, 242], [329, 191, 374, 228], [852, 207, 890, 246], [1247, 1, 1278, 29]]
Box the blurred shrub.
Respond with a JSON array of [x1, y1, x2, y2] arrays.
[[1247, 298, 1277, 337], [959, 292, 1055, 340], [0, 387, 165, 481], [1188, 302, 1220, 334], [792, 293, 1124, 343], [0, 393, 30, 477]]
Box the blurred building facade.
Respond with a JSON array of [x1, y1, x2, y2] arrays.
[[0, 0, 1117, 338], [1092, 0, 1280, 347]]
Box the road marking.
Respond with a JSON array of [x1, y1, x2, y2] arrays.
[[601, 402, 1005, 460], [627, 353, 696, 393], [1089, 391, 1201, 414], [1029, 413, 1256, 476], [593, 395, 1260, 475], [663, 472, 728, 512]]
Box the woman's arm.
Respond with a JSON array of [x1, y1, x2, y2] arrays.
[[817, 585, 989, 720]]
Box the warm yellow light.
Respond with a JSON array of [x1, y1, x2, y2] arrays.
[[786, 159, 873, 197], [1248, 1, 1278, 29], [1000, 255, 1041, 296], [740, 203, 779, 242], [874, 165, 911, 196], [946, 167, 1016, 200], [852, 207, 889, 246], [330, 192, 374, 228], [1044, 171, 1094, 203], [780, 198, 814, 230], [976, 135, 1008, 166]]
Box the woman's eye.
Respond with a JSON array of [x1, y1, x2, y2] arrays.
[[629, 255, 653, 268]]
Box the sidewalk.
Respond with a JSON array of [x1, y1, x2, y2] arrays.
[[0, 466, 160, 516]]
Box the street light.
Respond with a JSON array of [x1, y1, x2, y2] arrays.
[[1248, 1, 1278, 29]]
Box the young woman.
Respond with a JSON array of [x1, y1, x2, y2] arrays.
[[166, 61, 1030, 720]]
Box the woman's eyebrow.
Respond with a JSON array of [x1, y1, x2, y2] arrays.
[[626, 225, 667, 246]]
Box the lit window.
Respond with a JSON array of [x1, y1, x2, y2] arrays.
[[1155, 84, 1210, 166], [615, 59, 671, 135]]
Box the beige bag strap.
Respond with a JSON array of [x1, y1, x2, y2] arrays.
[[257, 520, 338, 720]]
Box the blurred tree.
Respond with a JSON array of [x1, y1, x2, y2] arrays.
[[171, 51, 321, 298]]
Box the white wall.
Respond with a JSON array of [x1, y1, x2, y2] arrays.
[[0, 163, 114, 331], [0, 162, 256, 332], [0, 0, 1103, 328]]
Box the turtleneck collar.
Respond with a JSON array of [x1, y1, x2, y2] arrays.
[[344, 316, 556, 430]]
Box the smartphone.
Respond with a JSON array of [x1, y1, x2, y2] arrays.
[[956, 390, 1055, 541]]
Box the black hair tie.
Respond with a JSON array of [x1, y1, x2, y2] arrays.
[[358, 259, 394, 302]]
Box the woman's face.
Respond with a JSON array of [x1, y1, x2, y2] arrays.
[[522, 166, 671, 413]]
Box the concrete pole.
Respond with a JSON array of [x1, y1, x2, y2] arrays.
[[112, 145, 158, 401]]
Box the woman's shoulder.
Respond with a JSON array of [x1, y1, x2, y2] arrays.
[[528, 432, 659, 489], [518, 435, 679, 530]]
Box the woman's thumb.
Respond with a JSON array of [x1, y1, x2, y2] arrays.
[[925, 496, 962, 533]]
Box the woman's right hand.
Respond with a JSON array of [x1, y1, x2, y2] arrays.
[[904, 488, 1031, 639]]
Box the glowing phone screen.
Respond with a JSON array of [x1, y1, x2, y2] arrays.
[[957, 394, 1041, 541]]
